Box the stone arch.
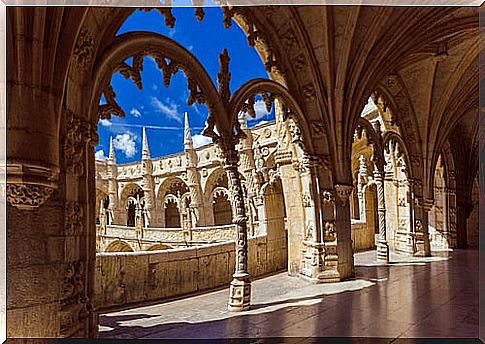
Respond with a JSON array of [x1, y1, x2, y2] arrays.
[[375, 77, 423, 183], [230, 78, 316, 156], [204, 168, 226, 198], [354, 117, 385, 169], [156, 177, 189, 207], [164, 195, 180, 228], [382, 132, 414, 253], [382, 131, 415, 180], [88, 31, 229, 134], [105, 240, 134, 253], [211, 187, 233, 226]]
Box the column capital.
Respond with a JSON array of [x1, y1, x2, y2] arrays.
[[334, 184, 353, 202]]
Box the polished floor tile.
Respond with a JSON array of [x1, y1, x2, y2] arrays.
[[99, 249, 479, 340]]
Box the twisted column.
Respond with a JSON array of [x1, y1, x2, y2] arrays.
[[373, 165, 389, 262], [220, 138, 251, 311]]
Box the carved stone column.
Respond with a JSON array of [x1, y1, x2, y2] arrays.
[[220, 138, 251, 311], [357, 155, 368, 221], [299, 155, 326, 281], [334, 184, 355, 278], [373, 165, 389, 262], [415, 197, 433, 257]]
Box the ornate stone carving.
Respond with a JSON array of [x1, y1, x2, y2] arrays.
[[293, 54, 306, 71], [60, 261, 89, 337], [141, 7, 175, 28], [7, 184, 54, 210], [334, 184, 353, 203], [73, 29, 94, 69], [116, 52, 144, 89], [320, 190, 335, 204], [98, 84, 124, 120], [311, 121, 327, 137], [303, 85, 316, 100], [324, 221, 336, 242], [217, 48, 231, 103], [64, 111, 92, 176], [65, 201, 84, 236], [302, 192, 312, 207]]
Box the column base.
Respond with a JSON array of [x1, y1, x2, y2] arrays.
[[414, 232, 431, 257], [377, 241, 389, 262], [300, 241, 341, 283], [228, 274, 251, 312]]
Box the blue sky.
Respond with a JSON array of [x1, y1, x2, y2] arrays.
[[95, 8, 275, 164]]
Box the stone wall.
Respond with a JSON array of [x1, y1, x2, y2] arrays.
[[94, 234, 287, 311], [351, 220, 375, 252]]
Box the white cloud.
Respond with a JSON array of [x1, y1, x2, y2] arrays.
[[150, 96, 182, 123], [113, 133, 137, 158], [192, 134, 212, 148], [130, 107, 142, 117], [254, 120, 269, 127], [361, 97, 378, 116], [99, 119, 112, 127], [168, 28, 177, 38], [241, 100, 271, 121], [95, 150, 107, 161]]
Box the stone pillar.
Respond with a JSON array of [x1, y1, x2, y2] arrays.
[[373, 164, 389, 262], [357, 155, 368, 221], [334, 184, 355, 278], [414, 197, 433, 256], [299, 155, 327, 281], [220, 138, 251, 312], [238, 116, 258, 235], [398, 179, 417, 255]]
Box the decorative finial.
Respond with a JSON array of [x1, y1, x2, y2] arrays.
[[184, 112, 194, 149], [142, 127, 151, 160], [109, 136, 116, 163], [217, 48, 231, 103]]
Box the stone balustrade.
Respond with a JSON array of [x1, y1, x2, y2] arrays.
[[94, 234, 287, 311]]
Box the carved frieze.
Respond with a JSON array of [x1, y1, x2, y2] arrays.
[[7, 184, 54, 210]]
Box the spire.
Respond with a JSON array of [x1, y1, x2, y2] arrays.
[[142, 127, 150, 160], [108, 136, 116, 163], [184, 112, 193, 149]]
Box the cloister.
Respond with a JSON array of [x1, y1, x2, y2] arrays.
[[4, 4, 481, 339]]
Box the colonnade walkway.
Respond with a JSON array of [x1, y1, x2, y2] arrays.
[[99, 249, 479, 340]]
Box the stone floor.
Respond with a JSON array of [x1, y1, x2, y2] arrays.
[[99, 249, 480, 341]]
